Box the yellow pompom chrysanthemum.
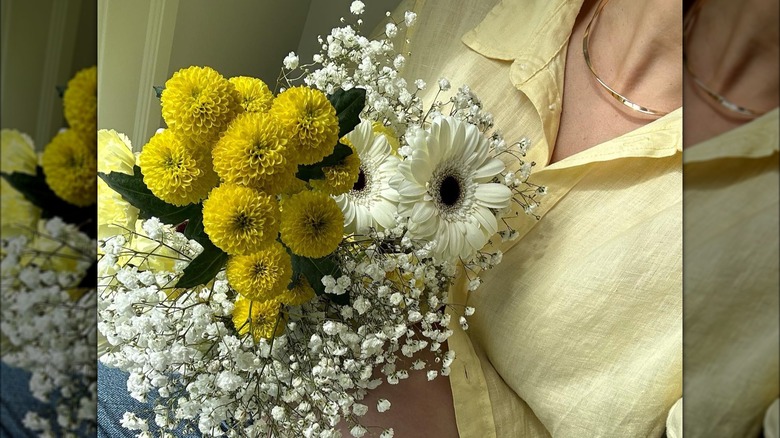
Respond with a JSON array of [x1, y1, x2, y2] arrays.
[[138, 129, 218, 206], [232, 296, 286, 341], [281, 177, 307, 195], [229, 76, 274, 114], [280, 190, 343, 258], [226, 242, 292, 302], [202, 183, 280, 255], [212, 112, 296, 194], [280, 275, 316, 306], [161, 66, 241, 144], [270, 86, 339, 165], [63, 66, 97, 140], [310, 142, 360, 195], [41, 130, 97, 207]]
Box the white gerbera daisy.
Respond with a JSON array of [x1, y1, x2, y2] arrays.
[[334, 120, 400, 234], [391, 116, 511, 262]]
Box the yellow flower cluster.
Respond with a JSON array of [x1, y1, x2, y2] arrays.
[[63, 66, 97, 140], [270, 86, 339, 165], [142, 65, 362, 341], [212, 112, 294, 194], [138, 130, 218, 206], [202, 184, 279, 255], [38, 65, 98, 208], [232, 296, 286, 341], [161, 66, 241, 145], [226, 242, 291, 302], [42, 130, 97, 207], [309, 141, 360, 195], [279, 190, 343, 259], [230, 76, 274, 114]]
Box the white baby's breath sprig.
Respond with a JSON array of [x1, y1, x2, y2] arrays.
[[1, 218, 97, 436], [97, 1, 544, 436]]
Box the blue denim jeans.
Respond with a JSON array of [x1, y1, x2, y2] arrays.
[[2, 362, 100, 437], [0, 362, 48, 438], [97, 363, 200, 437]]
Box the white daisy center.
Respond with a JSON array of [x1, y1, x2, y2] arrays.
[[429, 161, 475, 220], [349, 164, 374, 204]]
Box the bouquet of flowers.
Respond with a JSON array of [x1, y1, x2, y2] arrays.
[[1, 66, 98, 436], [97, 3, 543, 437]]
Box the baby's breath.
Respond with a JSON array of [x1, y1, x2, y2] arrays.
[[1, 218, 97, 436], [98, 1, 545, 436]]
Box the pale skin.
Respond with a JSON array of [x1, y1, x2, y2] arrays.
[[552, 0, 682, 163], [682, 0, 779, 146], [338, 0, 682, 435]]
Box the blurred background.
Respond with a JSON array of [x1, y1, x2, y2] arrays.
[[0, 0, 96, 149]]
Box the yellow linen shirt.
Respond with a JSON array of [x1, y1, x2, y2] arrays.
[[681, 108, 779, 437], [388, 0, 682, 436]]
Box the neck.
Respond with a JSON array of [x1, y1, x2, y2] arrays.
[[584, 0, 683, 112], [685, 0, 779, 113]]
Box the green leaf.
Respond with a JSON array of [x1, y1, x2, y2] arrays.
[[290, 252, 348, 305], [153, 85, 165, 99], [175, 239, 228, 288], [1, 167, 95, 237], [98, 166, 200, 226], [295, 142, 353, 181], [328, 88, 366, 138], [183, 204, 206, 242]]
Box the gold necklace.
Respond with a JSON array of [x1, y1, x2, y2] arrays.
[[582, 0, 669, 117], [683, 0, 763, 119]]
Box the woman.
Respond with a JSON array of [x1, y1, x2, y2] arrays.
[[349, 0, 683, 436]]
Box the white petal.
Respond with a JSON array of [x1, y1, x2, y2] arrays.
[[372, 201, 397, 229], [472, 134, 489, 169], [415, 215, 438, 237], [411, 201, 436, 224], [339, 196, 355, 223], [435, 223, 450, 255], [397, 180, 427, 197], [446, 120, 466, 161], [410, 150, 432, 183], [473, 206, 498, 236], [448, 225, 463, 259], [347, 120, 372, 153], [460, 124, 480, 164], [355, 208, 372, 233], [475, 183, 512, 209], [379, 186, 399, 203], [473, 157, 505, 181], [464, 221, 488, 251]]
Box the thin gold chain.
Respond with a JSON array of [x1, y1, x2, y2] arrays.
[[582, 0, 670, 117], [683, 0, 763, 119]]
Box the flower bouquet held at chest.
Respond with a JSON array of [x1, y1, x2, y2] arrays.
[[1, 66, 98, 437], [97, 3, 544, 437]]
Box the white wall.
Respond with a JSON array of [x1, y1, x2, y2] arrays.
[[1, 0, 94, 150], [97, 0, 180, 150], [296, 0, 403, 65]]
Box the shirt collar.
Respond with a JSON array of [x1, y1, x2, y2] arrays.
[[684, 108, 779, 163], [461, 0, 681, 172]]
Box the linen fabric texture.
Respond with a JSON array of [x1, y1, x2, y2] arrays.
[[386, 0, 682, 436], [681, 108, 779, 437]]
